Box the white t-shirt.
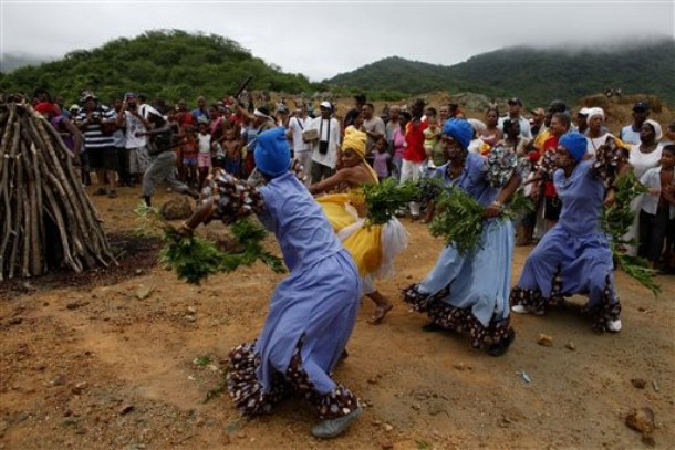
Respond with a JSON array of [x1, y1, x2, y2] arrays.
[[586, 133, 617, 157], [630, 144, 663, 179], [198, 133, 211, 155], [124, 104, 159, 149], [307, 117, 341, 168], [289, 116, 311, 154]]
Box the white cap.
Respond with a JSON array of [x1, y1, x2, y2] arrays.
[[579, 107, 591, 116], [320, 101, 332, 109]]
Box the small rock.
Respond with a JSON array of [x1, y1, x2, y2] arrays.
[[384, 424, 394, 432], [625, 407, 655, 434], [8, 317, 22, 325], [160, 197, 194, 220], [63, 408, 73, 417], [454, 362, 467, 370], [51, 375, 66, 386], [185, 315, 197, 323], [136, 286, 153, 300], [364, 399, 374, 408], [135, 269, 144, 276], [565, 341, 576, 351], [119, 405, 135, 416], [367, 378, 377, 385], [382, 442, 394, 449], [186, 306, 197, 314], [236, 431, 247, 439], [0, 420, 10, 433], [412, 403, 420, 411], [71, 382, 87, 395], [371, 419, 382, 426], [406, 275, 413, 280], [637, 306, 646, 312], [537, 334, 553, 347], [65, 303, 81, 310], [631, 378, 647, 389]]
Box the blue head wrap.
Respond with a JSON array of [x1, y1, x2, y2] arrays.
[[559, 132, 587, 162], [254, 127, 291, 178], [442, 118, 472, 150]]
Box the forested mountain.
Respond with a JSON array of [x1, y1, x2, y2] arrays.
[[2, 32, 673, 108], [0, 30, 314, 104], [327, 40, 675, 107]]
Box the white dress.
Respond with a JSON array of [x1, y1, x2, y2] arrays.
[[624, 144, 664, 254]]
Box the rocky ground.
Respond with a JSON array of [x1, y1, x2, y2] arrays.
[[1, 187, 674, 449]]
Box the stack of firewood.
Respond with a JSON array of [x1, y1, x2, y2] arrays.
[[0, 103, 113, 280]]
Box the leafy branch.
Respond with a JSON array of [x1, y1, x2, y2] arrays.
[[135, 202, 285, 285]]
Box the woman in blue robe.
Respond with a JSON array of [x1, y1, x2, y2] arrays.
[[403, 119, 522, 356], [181, 128, 362, 438], [510, 132, 623, 333]]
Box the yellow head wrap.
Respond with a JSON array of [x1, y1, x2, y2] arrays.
[[342, 127, 378, 183], [343, 127, 367, 158]]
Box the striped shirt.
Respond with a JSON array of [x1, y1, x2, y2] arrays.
[[76, 107, 116, 149]]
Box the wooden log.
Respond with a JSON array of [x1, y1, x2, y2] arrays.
[[21, 138, 42, 276], [8, 120, 23, 279], [0, 106, 15, 280]]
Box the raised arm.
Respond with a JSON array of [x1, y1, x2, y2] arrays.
[[309, 169, 348, 195]]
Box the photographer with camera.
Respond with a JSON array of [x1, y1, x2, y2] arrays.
[[76, 92, 118, 197], [306, 102, 340, 184]]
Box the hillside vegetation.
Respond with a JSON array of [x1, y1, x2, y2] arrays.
[[327, 40, 675, 107], [0, 30, 315, 104]]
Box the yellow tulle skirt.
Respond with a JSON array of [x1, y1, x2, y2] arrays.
[[317, 194, 407, 278]]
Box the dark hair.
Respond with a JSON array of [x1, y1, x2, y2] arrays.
[[399, 111, 412, 121], [364, 103, 375, 111], [486, 105, 499, 116], [662, 144, 675, 155], [667, 123, 675, 132], [552, 112, 571, 129], [502, 118, 520, 134], [426, 107, 437, 116]]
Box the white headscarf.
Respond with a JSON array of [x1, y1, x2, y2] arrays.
[[643, 118, 663, 141], [586, 107, 604, 123]]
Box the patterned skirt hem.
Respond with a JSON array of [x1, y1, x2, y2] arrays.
[[226, 340, 359, 419], [403, 284, 512, 348], [510, 273, 621, 333]]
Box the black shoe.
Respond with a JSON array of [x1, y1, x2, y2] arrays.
[[422, 322, 444, 333], [487, 329, 516, 357]]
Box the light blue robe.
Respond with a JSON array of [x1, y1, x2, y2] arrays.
[[418, 154, 514, 326], [517, 160, 616, 304], [254, 173, 361, 394]]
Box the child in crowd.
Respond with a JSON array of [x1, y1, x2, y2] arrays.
[[197, 119, 213, 189], [423, 115, 440, 169], [222, 127, 242, 177], [372, 135, 391, 182], [182, 126, 198, 189], [639, 145, 675, 269]]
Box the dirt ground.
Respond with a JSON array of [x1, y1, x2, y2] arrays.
[[1, 186, 674, 450]]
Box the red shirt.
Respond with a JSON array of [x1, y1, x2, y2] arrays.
[[543, 135, 560, 198], [403, 119, 428, 162]]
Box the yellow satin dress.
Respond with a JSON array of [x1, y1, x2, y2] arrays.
[[317, 189, 384, 277]]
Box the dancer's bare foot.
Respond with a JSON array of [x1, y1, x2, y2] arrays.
[[367, 303, 393, 325]]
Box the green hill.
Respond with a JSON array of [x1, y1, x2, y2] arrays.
[[327, 40, 675, 107], [0, 30, 314, 105]]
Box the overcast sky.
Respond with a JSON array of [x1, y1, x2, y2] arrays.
[[1, 0, 674, 80]]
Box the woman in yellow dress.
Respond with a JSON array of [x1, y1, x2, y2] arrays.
[[310, 128, 407, 324]]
